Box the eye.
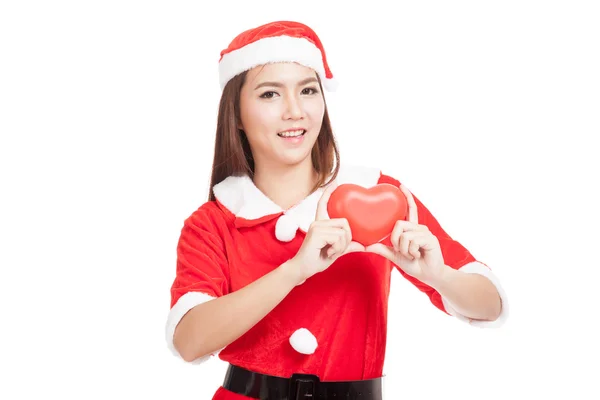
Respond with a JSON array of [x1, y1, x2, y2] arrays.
[[259, 91, 278, 99], [301, 87, 319, 95]]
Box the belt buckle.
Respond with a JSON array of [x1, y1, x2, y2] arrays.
[[289, 373, 320, 400]]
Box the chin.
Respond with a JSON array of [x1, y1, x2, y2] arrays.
[[280, 155, 312, 167], [269, 134, 318, 167], [277, 149, 314, 167]]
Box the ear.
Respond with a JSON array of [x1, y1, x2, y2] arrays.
[[237, 119, 244, 132]]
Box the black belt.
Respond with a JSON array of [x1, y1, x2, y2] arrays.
[[222, 363, 383, 400]]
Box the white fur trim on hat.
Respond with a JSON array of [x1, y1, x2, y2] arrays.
[[219, 35, 336, 91], [165, 291, 225, 364], [441, 261, 509, 328], [289, 328, 318, 354]]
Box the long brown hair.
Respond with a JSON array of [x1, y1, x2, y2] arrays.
[[207, 69, 340, 201]]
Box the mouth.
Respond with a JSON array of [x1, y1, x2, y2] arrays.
[[277, 129, 306, 138]]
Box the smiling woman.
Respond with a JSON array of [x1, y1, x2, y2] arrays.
[[209, 52, 339, 208], [165, 20, 508, 400]]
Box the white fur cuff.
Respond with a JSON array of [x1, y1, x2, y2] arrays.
[[165, 291, 221, 364]]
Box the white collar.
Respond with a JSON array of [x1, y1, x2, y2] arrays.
[[212, 164, 382, 234]]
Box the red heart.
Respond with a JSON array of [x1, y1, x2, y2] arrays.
[[327, 183, 408, 246]]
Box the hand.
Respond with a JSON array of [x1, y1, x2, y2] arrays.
[[287, 182, 364, 285], [366, 184, 445, 285]]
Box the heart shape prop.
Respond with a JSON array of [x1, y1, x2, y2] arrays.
[[327, 183, 408, 246]]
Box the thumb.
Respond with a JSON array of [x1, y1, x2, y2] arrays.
[[342, 241, 365, 255], [365, 243, 395, 261]]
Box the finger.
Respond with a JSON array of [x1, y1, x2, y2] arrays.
[[326, 246, 336, 258], [341, 241, 365, 255], [327, 239, 347, 258], [340, 218, 352, 245], [330, 232, 349, 257], [319, 218, 351, 231], [316, 227, 347, 237], [390, 220, 424, 251], [315, 182, 339, 221], [316, 218, 352, 246], [391, 220, 427, 246], [410, 233, 438, 252], [317, 230, 346, 257], [316, 228, 346, 246], [398, 231, 413, 260], [399, 184, 418, 224], [404, 233, 438, 259], [318, 233, 343, 257], [390, 221, 406, 252], [400, 231, 429, 260], [365, 243, 396, 262], [328, 218, 353, 245], [408, 240, 421, 259]]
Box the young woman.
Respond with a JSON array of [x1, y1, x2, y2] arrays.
[[165, 20, 508, 400]]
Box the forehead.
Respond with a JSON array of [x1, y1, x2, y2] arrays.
[[245, 62, 318, 86]]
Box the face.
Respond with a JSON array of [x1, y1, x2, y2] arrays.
[[238, 62, 325, 170]]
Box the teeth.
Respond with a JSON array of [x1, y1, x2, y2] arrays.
[[278, 129, 305, 137]]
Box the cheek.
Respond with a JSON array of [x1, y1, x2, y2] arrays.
[[306, 99, 325, 121], [243, 102, 280, 134]]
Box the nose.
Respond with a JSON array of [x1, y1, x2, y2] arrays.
[[283, 94, 304, 120]]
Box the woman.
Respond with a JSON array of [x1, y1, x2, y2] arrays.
[[165, 20, 508, 400]]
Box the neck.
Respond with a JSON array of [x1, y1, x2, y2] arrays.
[[252, 158, 319, 210]]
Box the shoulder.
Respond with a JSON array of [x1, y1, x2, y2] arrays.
[[183, 200, 235, 233]]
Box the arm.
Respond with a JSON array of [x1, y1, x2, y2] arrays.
[[373, 172, 508, 327], [174, 260, 300, 362], [422, 264, 502, 322], [168, 188, 355, 363], [175, 183, 363, 361]]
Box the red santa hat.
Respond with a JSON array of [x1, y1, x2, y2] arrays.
[[218, 20, 338, 91]]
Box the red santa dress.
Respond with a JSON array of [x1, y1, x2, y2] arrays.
[[165, 164, 508, 399]]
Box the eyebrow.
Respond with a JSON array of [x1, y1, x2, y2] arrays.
[[254, 77, 319, 90]]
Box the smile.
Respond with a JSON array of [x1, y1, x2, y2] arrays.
[[277, 129, 306, 138]]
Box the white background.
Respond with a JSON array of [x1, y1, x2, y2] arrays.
[[1, 1, 599, 399]]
